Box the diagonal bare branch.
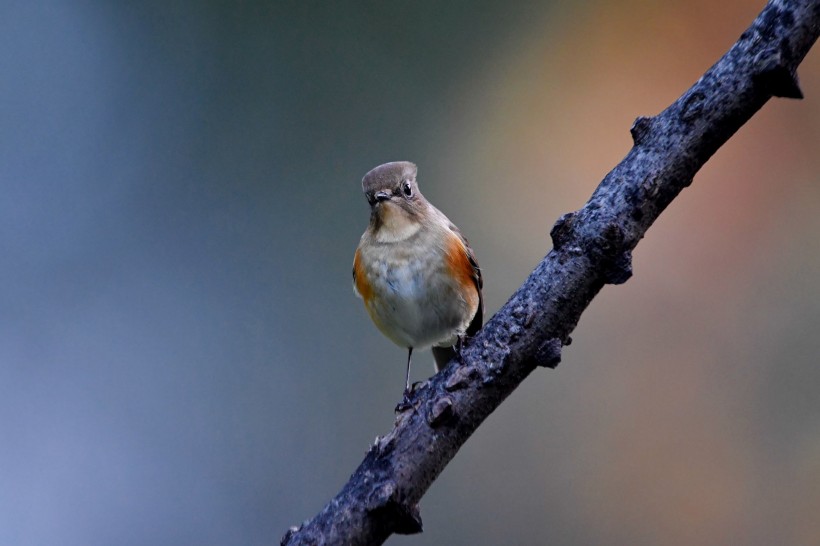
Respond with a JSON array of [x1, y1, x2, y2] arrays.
[[283, 1, 820, 544]]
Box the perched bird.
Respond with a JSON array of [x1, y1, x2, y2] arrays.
[[352, 161, 483, 404]]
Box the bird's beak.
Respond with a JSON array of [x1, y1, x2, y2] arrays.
[[374, 191, 391, 203]]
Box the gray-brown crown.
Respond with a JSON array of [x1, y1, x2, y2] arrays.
[[361, 161, 417, 195]]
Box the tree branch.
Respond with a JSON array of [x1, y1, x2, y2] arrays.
[[282, 1, 820, 544]]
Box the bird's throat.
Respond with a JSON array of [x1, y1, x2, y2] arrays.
[[373, 204, 422, 243]]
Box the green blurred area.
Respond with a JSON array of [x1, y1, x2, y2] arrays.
[[2, 1, 820, 545]]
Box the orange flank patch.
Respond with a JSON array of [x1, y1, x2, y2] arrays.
[[444, 233, 480, 309], [353, 248, 374, 303]]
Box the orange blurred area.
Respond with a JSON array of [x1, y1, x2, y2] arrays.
[[422, 1, 820, 544]]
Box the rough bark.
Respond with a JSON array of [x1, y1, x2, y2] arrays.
[[282, 1, 820, 544]]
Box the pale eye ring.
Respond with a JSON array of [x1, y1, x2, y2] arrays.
[[402, 181, 413, 197]]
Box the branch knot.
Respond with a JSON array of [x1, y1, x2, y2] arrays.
[[534, 338, 562, 369], [366, 481, 423, 535], [753, 46, 803, 98], [550, 211, 577, 250], [427, 396, 455, 428], [630, 116, 654, 144]]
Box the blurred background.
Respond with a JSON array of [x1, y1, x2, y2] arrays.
[[2, 1, 819, 544]]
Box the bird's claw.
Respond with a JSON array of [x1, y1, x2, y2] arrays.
[[395, 391, 413, 412], [395, 382, 422, 412]]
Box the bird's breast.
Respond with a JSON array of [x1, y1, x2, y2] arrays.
[[355, 229, 477, 349]]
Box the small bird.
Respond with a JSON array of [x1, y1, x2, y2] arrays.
[[352, 161, 483, 405]]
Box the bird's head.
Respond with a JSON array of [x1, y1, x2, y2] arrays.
[[361, 161, 428, 242]]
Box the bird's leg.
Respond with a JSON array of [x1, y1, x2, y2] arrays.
[[395, 347, 414, 412], [405, 347, 413, 393]]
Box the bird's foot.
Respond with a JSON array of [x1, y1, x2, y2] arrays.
[[395, 393, 413, 413], [394, 382, 422, 413]]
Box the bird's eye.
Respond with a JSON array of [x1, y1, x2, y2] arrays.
[[402, 181, 413, 198]]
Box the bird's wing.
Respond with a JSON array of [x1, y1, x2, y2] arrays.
[[449, 222, 483, 337]]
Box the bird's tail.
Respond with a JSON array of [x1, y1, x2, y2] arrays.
[[431, 345, 457, 372]]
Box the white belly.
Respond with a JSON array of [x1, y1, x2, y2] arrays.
[[361, 247, 472, 349]]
